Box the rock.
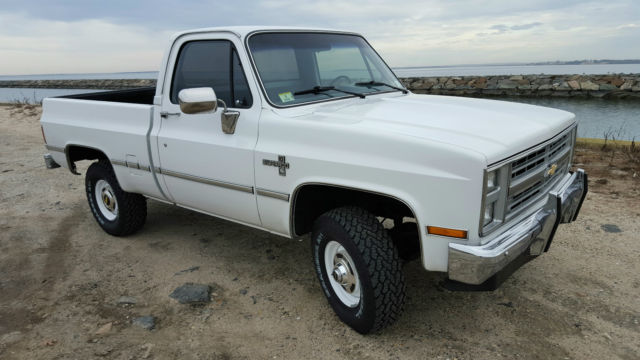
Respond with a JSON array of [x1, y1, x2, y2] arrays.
[[509, 75, 523, 81], [116, 296, 137, 305], [620, 81, 635, 90], [95, 322, 113, 335], [169, 283, 211, 304], [497, 80, 518, 89], [94, 347, 113, 357], [601, 224, 621, 233], [174, 266, 200, 275], [610, 78, 624, 87], [0, 331, 23, 345], [240, 289, 248, 295], [631, 86, 640, 92], [567, 80, 580, 90], [538, 84, 553, 91], [554, 82, 571, 91], [132, 316, 156, 330], [599, 83, 617, 91], [580, 81, 599, 91], [469, 77, 487, 89]]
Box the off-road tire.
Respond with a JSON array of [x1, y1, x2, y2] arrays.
[[85, 160, 147, 236], [311, 206, 406, 334]]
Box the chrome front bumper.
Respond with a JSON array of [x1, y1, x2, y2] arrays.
[[448, 169, 587, 285]]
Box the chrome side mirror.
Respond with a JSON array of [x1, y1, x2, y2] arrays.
[[178, 87, 217, 114], [177, 87, 240, 134]]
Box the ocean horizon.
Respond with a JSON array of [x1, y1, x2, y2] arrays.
[[1, 63, 640, 81]]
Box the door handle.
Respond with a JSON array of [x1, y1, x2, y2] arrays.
[[160, 111, 181, 118]]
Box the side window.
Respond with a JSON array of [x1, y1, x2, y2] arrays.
[[232, 50, 253, 108], [171, 40, 252, 108]]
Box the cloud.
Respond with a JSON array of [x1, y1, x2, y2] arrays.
[[0, 0, 638, 74], [510, 22, 543, 30]]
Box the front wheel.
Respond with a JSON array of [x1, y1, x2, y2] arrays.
[[85, 160, 147, 236], [311, 207, 406, 334]]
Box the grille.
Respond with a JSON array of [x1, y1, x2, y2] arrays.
[[507, 129, 574, 213]]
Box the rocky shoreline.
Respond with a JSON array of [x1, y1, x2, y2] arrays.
[[1, 74, 639, 98], [399, 74, 640, 98]]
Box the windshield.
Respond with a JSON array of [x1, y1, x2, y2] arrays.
[[247, 32, 404, 107]]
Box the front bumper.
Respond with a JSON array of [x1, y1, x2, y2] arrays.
[[448, 169, 587, 285]]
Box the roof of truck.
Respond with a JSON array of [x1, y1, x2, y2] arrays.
[[172, 26, 358, 40]]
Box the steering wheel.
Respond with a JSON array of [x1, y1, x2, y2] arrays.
[[330, 75, 352, 87]]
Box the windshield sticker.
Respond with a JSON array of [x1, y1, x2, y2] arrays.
[[278, 92, 295, 103]]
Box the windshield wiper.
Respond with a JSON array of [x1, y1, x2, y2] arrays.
[[355, 81, 408, 94], [294, 86, 365, 99]]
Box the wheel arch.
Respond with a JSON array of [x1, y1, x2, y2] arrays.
[[289, 182, 421, 238], [64, 144, 110, 175]]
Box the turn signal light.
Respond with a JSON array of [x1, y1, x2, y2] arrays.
[[427, 226, 468, 239]]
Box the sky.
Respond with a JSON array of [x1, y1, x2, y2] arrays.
[[0, 0, 639, 75]]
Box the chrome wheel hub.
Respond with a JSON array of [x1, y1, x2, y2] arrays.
[[95, 179, 118, 221], [332, 257, 357, 294], [324, 241, 361, 307]]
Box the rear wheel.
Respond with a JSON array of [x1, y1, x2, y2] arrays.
[[311, 207, 406, 334], [85, 160, 147, 236]]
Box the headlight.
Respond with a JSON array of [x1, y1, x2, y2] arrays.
[[486, 170, 497, 192], [480, 165, 508, 236], [483, 202, 494, 226]]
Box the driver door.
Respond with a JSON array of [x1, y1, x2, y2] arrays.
[[155, 33, 260, 225]]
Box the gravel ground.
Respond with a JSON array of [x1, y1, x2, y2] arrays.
[[1, 104, 639, 359]]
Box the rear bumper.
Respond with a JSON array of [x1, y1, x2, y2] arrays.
[[43, 153, 61, 169], [448, 169, 587, 285]]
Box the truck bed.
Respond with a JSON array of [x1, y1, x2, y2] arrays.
[[59, 87, 156, 105]]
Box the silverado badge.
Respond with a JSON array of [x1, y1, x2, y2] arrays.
[[546, 163, 558, 177], [263, 155, 290, 176]]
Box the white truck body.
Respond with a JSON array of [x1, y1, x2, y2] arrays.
[[41, 26, 587, 332]]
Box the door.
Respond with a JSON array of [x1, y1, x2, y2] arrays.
[[156, 34, 261, 225]]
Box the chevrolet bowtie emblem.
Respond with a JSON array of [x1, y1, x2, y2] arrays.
[[546, 163, 558, 177], [263, 155, 290, 176]]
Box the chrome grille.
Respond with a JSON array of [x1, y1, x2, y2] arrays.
[[507, 130, 574, 213]]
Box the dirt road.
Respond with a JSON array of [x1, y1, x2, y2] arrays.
[[1, 104, 638, 359]]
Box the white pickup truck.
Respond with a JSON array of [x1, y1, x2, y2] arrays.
[[40, 26, 587, 333]]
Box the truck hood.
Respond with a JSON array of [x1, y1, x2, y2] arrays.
[[305, 94, 576, 164]]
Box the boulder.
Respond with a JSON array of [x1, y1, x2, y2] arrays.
[[567, 80, 580, 90], [610, 77, 624, 87], [620, 81, 635, 90], [497, 80, 518, 89], [599, 83, 617, 91], [580, 81, 599, 91]]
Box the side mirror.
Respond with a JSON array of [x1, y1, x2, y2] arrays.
[[178, 87, 217, 114]]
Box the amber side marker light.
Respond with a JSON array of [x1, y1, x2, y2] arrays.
[[427, 226, 468, 239]]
